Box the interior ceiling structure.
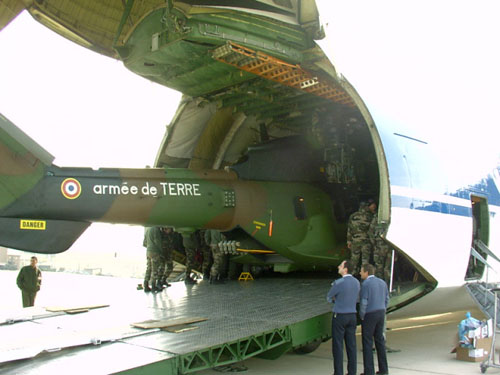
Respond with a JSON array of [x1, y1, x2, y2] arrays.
[[0, 0, 316, 58], [1, 1, 361, 171], [0, 0, 164, 57]]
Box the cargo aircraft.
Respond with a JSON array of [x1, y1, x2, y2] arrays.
[[0, 0, 499, 317]]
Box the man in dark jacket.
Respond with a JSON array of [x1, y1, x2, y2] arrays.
[[16, 256, 42, 307]]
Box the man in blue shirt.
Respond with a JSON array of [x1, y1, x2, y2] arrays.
[[326, 259, 360, 375], [359, 263, 389, 375]]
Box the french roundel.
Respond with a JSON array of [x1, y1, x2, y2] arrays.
[[61, 178, 82, 199]]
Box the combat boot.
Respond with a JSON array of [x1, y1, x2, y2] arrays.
[[160, 278, 171, 287], [150, 279, 161, 292], [143, 281, 151, 292]]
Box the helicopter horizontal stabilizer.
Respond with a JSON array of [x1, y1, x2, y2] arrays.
[[0, 217, 90, 254]]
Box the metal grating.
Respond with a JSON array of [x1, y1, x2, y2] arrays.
[[466, 282, 500, 324], [0, 276, 333, 375], [124, 277, 332, 354], [212, 41, 356, 107]]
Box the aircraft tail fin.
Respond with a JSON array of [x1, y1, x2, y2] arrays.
[[0, 113, 90, 254], [0, 113, 55, 204], [0, 113, 54, 166]]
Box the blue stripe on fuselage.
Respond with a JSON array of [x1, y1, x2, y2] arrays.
[[391, 194, 471, 217]]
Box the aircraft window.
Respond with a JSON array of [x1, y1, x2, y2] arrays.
[[293, 196, 307, 220]]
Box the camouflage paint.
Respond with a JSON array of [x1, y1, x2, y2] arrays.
[[0, 115, 338, 266]]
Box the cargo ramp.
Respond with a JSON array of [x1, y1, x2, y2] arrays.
[[0, 277, 333, 375]]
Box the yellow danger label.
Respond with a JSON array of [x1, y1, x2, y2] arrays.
[[20, 220, 46, 230]]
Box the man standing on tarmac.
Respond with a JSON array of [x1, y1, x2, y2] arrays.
[[326, 259, 360, 375], [359, 263, 389, 375], [16, 256, 42, 307]]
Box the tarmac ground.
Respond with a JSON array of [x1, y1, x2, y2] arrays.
[[1, 271, 498, 375], [195, 308, 499, 375]]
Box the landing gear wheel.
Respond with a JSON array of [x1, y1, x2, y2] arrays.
[[294, 339, 322, 354]]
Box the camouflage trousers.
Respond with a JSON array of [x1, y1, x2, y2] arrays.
[[210, 245, 226, 278], [350, 239, 372, 274], [159, 250, 174, 281], [201, 246, 213, 276], [184, 246, 196, 276], [373, 241, 391, 283], [145, 252, 163, 286]]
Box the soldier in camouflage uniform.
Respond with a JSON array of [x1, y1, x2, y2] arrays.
[[347, 200, 376, 275], [368, 213, 391, 284], [199, 229, 213, 279], [144, 226, 164, 293], [159, 227, 175, 287], [204, 229, 226, 284], [181, 232, 198, 284]]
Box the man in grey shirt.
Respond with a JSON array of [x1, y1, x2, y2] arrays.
[[326, 259, 360, 375], [359, 263, 389, 375]]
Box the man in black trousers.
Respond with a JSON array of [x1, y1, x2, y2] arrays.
[[359, 263, 390, 375], [326, 259, 360, 375], [16, 256, 42, 307]]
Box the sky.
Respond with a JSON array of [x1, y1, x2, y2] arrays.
[[318, 0, 500, 185], [0, 12, 181, 275], [0, 12, 181, 168], [1, 3, 500, 274]]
